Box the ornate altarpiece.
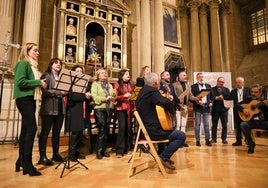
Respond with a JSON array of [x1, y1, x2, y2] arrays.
[[56, 0, 130, 78]]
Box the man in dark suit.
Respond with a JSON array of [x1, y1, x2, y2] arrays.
[[211, 77, 231, 144], [229, 77, 251, 146], [136, 72, 186, 170], [191, 73, 213, 147]]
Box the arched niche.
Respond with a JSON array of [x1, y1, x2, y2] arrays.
[[85, 22, 105, 66], [164, 52, 186, 83]]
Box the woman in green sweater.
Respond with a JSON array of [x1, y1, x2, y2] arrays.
[[14, 42, 47, 176], [91, 69, 116, 159]]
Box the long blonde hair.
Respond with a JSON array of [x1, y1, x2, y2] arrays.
[[18, 42, 37, 62]]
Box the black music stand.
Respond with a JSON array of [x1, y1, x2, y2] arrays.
[[54, 69, 90, 178]]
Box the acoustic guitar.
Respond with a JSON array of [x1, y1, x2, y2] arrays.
[[156, 83, 173, 131], [238, 100, 262, 121]]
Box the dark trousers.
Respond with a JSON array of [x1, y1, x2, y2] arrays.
[[39, 114, 64, 156], [211, 111, 228, 141], [116, 110, 129, 154], [240, 120, 268, 145], [94, 108, 112, 153], [234, 119, 243, 142], [16, 96, 37, 170]]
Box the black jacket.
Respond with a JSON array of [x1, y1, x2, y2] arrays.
[[136, 85, 174, 140], [229, 87, 251, 123], [211, 86, 230, 112], [191, 83, 213, 112]]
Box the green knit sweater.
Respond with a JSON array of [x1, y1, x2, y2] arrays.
[[13, 60, 41, 99]]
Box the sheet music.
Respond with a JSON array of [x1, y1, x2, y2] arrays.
[[53, 68, 91, 93], [197, 89, 211, 98]]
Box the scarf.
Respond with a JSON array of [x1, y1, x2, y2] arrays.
[[100, 80, 110, 108], [29, 58, 42, 124]]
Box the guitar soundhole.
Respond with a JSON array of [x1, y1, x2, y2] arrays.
[[251, 105, 256, 110]]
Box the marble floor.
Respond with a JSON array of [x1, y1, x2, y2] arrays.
[[0, 132, 267, 188]]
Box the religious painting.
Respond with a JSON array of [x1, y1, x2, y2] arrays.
[[163, 4, 181, 48]]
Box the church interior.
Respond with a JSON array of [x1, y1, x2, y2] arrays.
[[0, 0, 268, 187]]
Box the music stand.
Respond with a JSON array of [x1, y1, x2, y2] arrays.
[[54, 69, 90, 178]]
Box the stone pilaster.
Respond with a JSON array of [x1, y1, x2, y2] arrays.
[[179, 5, 190, 75], [199, 3, 211, 72], [208, 0, 223, 72], [265, 0, 268, 28], [153, 0, 165, 74], [122, 14, 128, 68], [22, 0, 42, 44], [140, 0, 151, 70], [220, 1, 232, 72], [187, 0, 201, 73], [0, 0, 15, 62]]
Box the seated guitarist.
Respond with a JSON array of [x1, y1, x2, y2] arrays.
[[136, 72, 186, 170], [239, 84, 268, 154]]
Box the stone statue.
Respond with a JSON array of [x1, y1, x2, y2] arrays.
[[112, 28, 120, 43], [66, 18, 77, 35]]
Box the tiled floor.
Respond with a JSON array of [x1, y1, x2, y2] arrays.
[[0, 132, 267, 188]]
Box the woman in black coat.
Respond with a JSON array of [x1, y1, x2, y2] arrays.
[[39, 58, 66, 166], [65, 66, 92, 161]]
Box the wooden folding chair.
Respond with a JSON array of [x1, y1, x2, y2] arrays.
[[128, 111, 169, 178]]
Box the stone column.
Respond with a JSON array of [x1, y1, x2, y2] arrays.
[[153, 0, 164, 74], [220, 1, 232, 72], [122, 14, 128, 68], [199, 3, 211, 72], [0, 0, 15, 61], [22, 0, 42, 44], [187, 0, 201, 73], [128, 0, 141, 79], [140, 0, 151, 70], [78, 16, 85, 64], [265, 0, 268, 25], [106, 11, 112, 66], [179, 5, 190, 75], [57, 10, 65, 61], [208, 0, 222, 72]]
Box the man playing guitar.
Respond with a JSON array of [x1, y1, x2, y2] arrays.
[[238, 84, 268, 154]]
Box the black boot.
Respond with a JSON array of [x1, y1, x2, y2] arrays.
[[52, 153, 63, 162], [232, 140, 242, 146], [96, 149, 103, 159], [206, 139, 212, 146], [15, 155, 23, 172], [38, 131, 53, 165], [23, 155, 42, 176], [248, 142, 255, 154], [38, 134, 53, 166], [38, 155, 53, 166], [16, 139, 24, 172], [52, 134, 63, 162]]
